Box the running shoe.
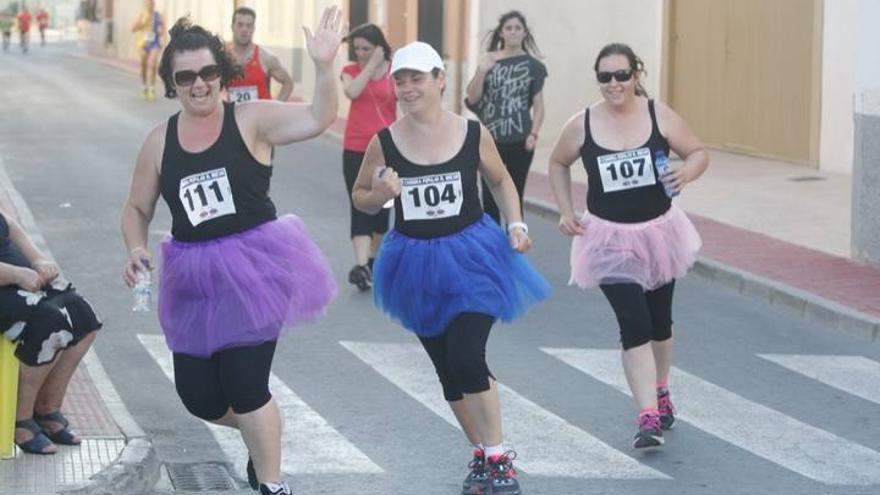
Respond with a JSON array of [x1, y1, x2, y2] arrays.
[[146, 87, 156, 101], [347, 264, 372, 291], [657, 387, 676, 430], [487, 451, 521, 495], [462, 448, 489, 495], [259, 481, 291, 495], [633, 411, 664, 449]]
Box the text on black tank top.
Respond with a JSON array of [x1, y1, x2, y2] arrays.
[[581, 99, 671, 223], [160, 101, 276, 242], [377, 119, 483, 239]]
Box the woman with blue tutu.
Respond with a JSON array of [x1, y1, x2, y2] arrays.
[[120, 9, 343, 495], [352, 41, 551, 495], [548, 43, 708, 450]]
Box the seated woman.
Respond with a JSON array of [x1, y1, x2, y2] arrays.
[[0, 206, 102, 455]]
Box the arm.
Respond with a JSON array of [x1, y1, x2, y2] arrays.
[[352, 136, 399, 214], [655, 101, 710, 194], [0, 206, 49, 290], [121, 126, 163, 287], [342, 48, 385, 100], [130, 12, 145, 32], [251, 6, 343, 145], [465, 53, 497, 108], [548, 111, 586, 236], [477, 124, 532, 252], [262, 48, 294, 101], [525, 90, 544, 151]]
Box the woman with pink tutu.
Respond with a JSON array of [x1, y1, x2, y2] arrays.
[[120, 9, 343, 495], [548, 43, 708, 450]]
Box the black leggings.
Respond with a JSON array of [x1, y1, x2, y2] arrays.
[[343, 149, 390, 238], [419, 313, 495, 402], [600, 281, 675, 350], [482, 140, 534, 224], [172, 340, 277, 420]]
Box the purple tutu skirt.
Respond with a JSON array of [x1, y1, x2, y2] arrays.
[[158, 215, 337, 357], [570, 205, 702, 291]]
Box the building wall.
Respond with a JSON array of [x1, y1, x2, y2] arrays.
[[820, 0, 857, 174]]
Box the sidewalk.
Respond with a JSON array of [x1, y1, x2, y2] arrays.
[[0, 162, 157, 494]]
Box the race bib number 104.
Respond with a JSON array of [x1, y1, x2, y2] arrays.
[[401, 172, 464, 221], [178, 168, 237, 227], [596, 148, 657, 193]]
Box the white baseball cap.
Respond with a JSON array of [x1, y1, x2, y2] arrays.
[[390, 41, 445, 75]]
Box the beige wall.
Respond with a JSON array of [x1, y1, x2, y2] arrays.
[[467, 0, 664, 179], [820, 0, 857, 174]]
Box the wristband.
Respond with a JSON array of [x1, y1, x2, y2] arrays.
[[507, 221, 528, 234]]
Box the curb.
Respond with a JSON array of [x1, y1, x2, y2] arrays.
[[523, 197, 880, 343], [0, 159, 160, 494]]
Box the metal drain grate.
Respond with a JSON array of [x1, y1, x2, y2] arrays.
[[788, 176, 827, 182], [165, 462, 238, 492]]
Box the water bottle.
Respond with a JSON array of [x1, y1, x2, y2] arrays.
[[132, 260, 152, 312], [654, 150, 679, 198]]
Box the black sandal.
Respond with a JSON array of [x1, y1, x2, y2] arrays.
[[14, 418, 56, 455], [34, 410, 80, 445]]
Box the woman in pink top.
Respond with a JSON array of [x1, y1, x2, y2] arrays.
[[340, 24, 396, 291]]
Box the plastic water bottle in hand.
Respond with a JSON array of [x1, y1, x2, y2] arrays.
[[132, 260, 152, 312], [654, 150, 679, 198]]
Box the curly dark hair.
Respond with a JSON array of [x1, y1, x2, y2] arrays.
[[484, 10, 542, 57], [158, 17, 243, 99], [343, 23, 392, 63], [593, 43, 648, 97]]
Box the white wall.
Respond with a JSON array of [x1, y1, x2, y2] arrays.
[[857, 0, 880, 92], [819, 0, 858, 174]]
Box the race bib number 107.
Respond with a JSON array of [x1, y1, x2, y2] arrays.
[[596, 148, 657, 193], [178, 168, 237, 227]]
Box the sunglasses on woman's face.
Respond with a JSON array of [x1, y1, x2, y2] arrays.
[[173, 64, 221, 87], [596, 69, 633, 84]]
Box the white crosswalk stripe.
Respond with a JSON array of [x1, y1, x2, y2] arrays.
[[758, 354, 880, 406], [543, 347, 880, 485], [340, 340, 669, 479], [138, 335, 383, 477]]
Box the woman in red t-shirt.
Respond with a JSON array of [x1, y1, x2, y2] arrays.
[[340, 24, 396, 291]]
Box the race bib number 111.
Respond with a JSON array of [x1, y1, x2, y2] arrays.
[[178, 167, 237, 227]]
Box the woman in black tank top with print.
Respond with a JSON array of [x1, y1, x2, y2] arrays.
[[120, 12, 344, 495], [548, 43, 709, 450], [353, 41, 550, 495]]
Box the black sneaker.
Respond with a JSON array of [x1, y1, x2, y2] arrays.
[[462, 448, 489, 495], [633, 411, 664, 449], [657, 387, 676, 430], [246, 457, 258, 490], [487, 451, 521, 495], [259, 481, 291, 495], [347, 264, 372, 291]]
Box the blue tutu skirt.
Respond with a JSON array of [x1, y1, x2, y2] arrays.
[[158, 215, 337, 357], [373, 215, 552, 337]]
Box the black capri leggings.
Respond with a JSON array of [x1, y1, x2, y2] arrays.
[[482, 140, 534, 224], [172, 340, 276, 421], [600, 281, 675, 350], [343, 149, 390, 238], [419, 312, 496, 402]]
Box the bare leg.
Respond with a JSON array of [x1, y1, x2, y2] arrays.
[[370, 233, 383, 259], [351, 235, 371, 267], [461, 379, 502, 447], [449, 399, 482, 447], [16, 360, 59, 453], [622, 343, 659, 411], [236, 398, 283, 485], [147, 49, 160, 88], [651, 335, 674, 387]]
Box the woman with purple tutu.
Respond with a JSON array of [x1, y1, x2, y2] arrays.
[[353, 42, 551, 495], [548, 43, 708, 450], [120, 9, 343, 495]]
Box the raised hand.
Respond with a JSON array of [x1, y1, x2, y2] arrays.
[[303, 5, 344, 67]]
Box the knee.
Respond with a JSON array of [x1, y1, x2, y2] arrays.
[[175, 381, 228, 421], [223, 378, 272, 415], [620, 321, 652, 350], [445, 353, 491, 395]]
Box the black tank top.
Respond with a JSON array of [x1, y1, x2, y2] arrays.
[[160, 102, 277, 242], [378, 119, 483, 239], [0, 214, 29, 268], [581, 99, 671, 223]]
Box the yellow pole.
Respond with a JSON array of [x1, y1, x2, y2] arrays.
[[0, 338, 19, 459]]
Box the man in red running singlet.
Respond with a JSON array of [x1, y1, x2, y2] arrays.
[[226, 7, 294, 102], [16, 6, 31, 53], [35, 7, 48, 47]]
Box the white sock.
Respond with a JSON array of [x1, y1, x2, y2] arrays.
[[484, 443, 504, 459]]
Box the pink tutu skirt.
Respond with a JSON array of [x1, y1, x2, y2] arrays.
[[569, 205, 702, 290], [158, 215, 337, 357]]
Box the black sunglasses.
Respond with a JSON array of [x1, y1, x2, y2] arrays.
[[173, 64, 221, 87], [596, 69, 633, 84]]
